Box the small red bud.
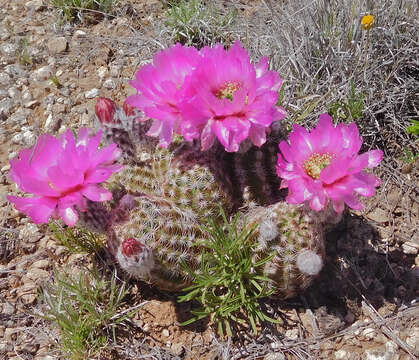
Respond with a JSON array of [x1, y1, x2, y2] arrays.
[[95, 97, 116, 124], [123, 100, 136, 116], [122, 238, 144, 257]]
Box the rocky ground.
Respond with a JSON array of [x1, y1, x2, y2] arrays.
[[0, 0, 418, 359]]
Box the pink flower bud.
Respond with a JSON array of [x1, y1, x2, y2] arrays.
[[123, 100, 136, 116], [122, 238, 144, 257], [95, 97, 116, 124]]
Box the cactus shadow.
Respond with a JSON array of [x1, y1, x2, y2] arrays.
[[267, 212, 417, 333]]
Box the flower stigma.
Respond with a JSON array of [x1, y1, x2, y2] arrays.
[[303, 153, 333, 179], [214, 81, 241, 101]]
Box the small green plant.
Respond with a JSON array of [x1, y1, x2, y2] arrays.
[[50, 76, 62, 88], [18, 38, 33, 66], [401, 148, 418, 164], [165, 0, 237, 47], [406, 119, 419, 136], [49, 221, 104, 254], [41, 267, 137, 360], [329, 80, 365, 121], [178, 209, 278, 337], [51, 0, 116, 22]]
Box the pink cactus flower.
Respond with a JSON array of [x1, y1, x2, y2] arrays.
[[277, 114, 383, 213], [8, 128, 123, 226], [125, 43, 201, 148], [179, 41, 287, 152]]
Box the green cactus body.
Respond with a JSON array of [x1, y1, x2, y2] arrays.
[[108, 143, 234, 290], [111, 196, 205, 290], [245, 202, 325, 299]]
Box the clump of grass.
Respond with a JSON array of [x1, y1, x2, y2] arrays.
[[164, 0, 237, 48], [41, 267, 138, 360], [406, 119, 419, 136], [178, 209, 277, 337], [49, 221, 104, 254], [328, 80, 365, 122], [50, 0, 117, 22], [17, 37, 33, 66]]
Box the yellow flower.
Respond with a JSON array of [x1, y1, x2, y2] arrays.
[[362, 14, 375, 30]]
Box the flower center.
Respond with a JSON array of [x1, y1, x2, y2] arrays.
[[214, 81, 241, 101], [304, 153, 332, 179]]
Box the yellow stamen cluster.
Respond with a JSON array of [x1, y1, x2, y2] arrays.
[[361, 14, 374, 30], [304, 153, 332, 179], [214, 81, 241, 101]]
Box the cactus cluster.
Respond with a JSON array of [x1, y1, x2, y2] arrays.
[[92, 98, 334, 299]]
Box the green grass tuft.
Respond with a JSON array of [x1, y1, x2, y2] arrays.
[[49, 221, 105, 255], [50, 0, 117, 22], [164, 0, 237, 48], [41, 267, 138, 360], [178, 208, 278, 337]]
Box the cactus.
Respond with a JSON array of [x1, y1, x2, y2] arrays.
[[245, 202, 325, 298], [90, 98, 337, 298]]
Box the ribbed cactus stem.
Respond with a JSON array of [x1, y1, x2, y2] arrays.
[[245, 202, 326, 298]]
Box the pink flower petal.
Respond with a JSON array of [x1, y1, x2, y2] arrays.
[[58, 205, 79, 227], [8, 196, 57, 224], [81, 184, 113, 202]]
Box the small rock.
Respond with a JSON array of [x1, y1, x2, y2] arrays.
[[0, 43, 18, 56], [33, 66, 52, 81], [47, 37, 67, 54], [97, 66, 108, 79], [31, 259, 50, 269], [110, 65, 121, 77], [7, 109, 31, 127], [0, 73, 11, 87], [334, 349, 348, 360], [1, 302, 14, 316], [0, 341, 12, 353], [264, 353, 285, 360], [44, 114, 59, 132], [4, 64, 27, 78], [103, 78, 116, 89], [80, 112, 90, 125], [22, 129, 36, 146], [364, 342, 399, 360], [362, 327, 377, 340], [4, 328, 17, 342], [367, 208, 389, 223], [401, 241, 418, 255], [0, 98, 13, 116], [73, 30, 87, 38], [8, 87, 20, 98], [52, 103, 66, 114], [25, 268, 50, 283], [285, 328, 299, 340], [162, 329, 170, 337], [85, 88, 100, 99], [171, 343, 184, 356], [25, 0, 44, 11], [22, 90, 38, 108], [405, 327, 419, 351], [1, 165, 10, 172], [19, 223, 41, 242]]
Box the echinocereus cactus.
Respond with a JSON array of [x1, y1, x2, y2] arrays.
[[8, 128, 123, 226], [277, 113, 383, 213]]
